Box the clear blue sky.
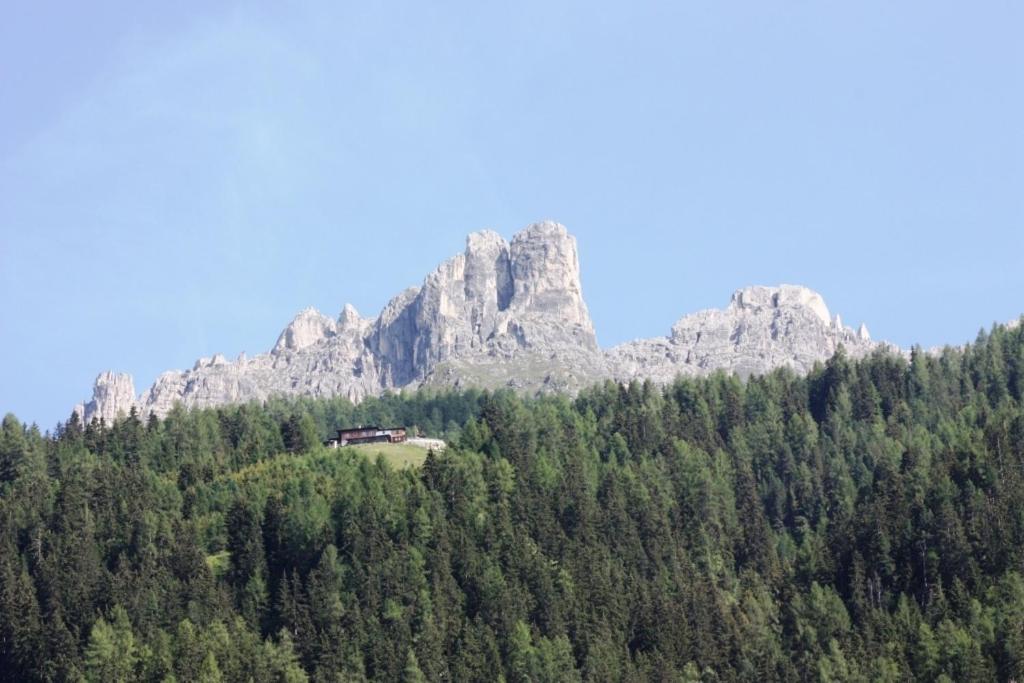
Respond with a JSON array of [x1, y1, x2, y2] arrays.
[[1, 1, 1021, 428]]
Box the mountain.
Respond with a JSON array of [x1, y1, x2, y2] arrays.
[[607, 284, 877, 383], [76, 221, 886, 422]]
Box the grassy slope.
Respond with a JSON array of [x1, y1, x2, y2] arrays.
[[343, 442, 431, 469]]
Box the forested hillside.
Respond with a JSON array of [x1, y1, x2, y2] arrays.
[[2, 322, 1024, 681]]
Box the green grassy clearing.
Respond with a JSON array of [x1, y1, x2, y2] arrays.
[[205, 550, 231, 578], [343, 442, 431, 469]]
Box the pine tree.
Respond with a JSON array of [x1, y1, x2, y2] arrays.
[[84, 606, 137, 682], [226, 499, 269, 630], [197, 652, 223, 683], [0, 556, 43, 680], [402, 648, 427, 683], [0, 413, 26, 483]]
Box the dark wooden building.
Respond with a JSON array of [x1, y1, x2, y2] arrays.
[[325, 425, 407, 448]]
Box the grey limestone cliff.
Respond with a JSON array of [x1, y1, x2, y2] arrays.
[[77, 222, 891, 422], [75, 372, 138, 424], [607, 284, 884, 384]]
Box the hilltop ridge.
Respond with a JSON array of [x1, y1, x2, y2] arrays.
[[77, 221, 885, 422]]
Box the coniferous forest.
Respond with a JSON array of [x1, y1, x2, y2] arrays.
[[2, 322, 1024, 682]]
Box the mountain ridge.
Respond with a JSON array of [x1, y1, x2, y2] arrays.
[[77, 221, 888, 422]]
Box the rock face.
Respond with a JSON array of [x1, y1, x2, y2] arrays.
[[367, 223, 599, 388], [77, 372, 137, 423], [607, 284, 883, 384], [77, 222, 892, 422], [273, 307, 339, 353]]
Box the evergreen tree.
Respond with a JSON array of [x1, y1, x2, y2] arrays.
[[226, 499, 269, 630], [83, 606, 137, 683]]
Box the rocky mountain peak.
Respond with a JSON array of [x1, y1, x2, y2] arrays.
[[729, 284, 832, 326], [462, 229, 514, 320], [604, 284, 884, 385], [506, 221, 596, 349], [273, 307, 338, 354], [337, 303, 369, 332], [78, 371, 136, 423], [366, 221, 599, 387], [465, 229, 508, 254], [515, 219, 567, 240], [76, 221, 897, 423]]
